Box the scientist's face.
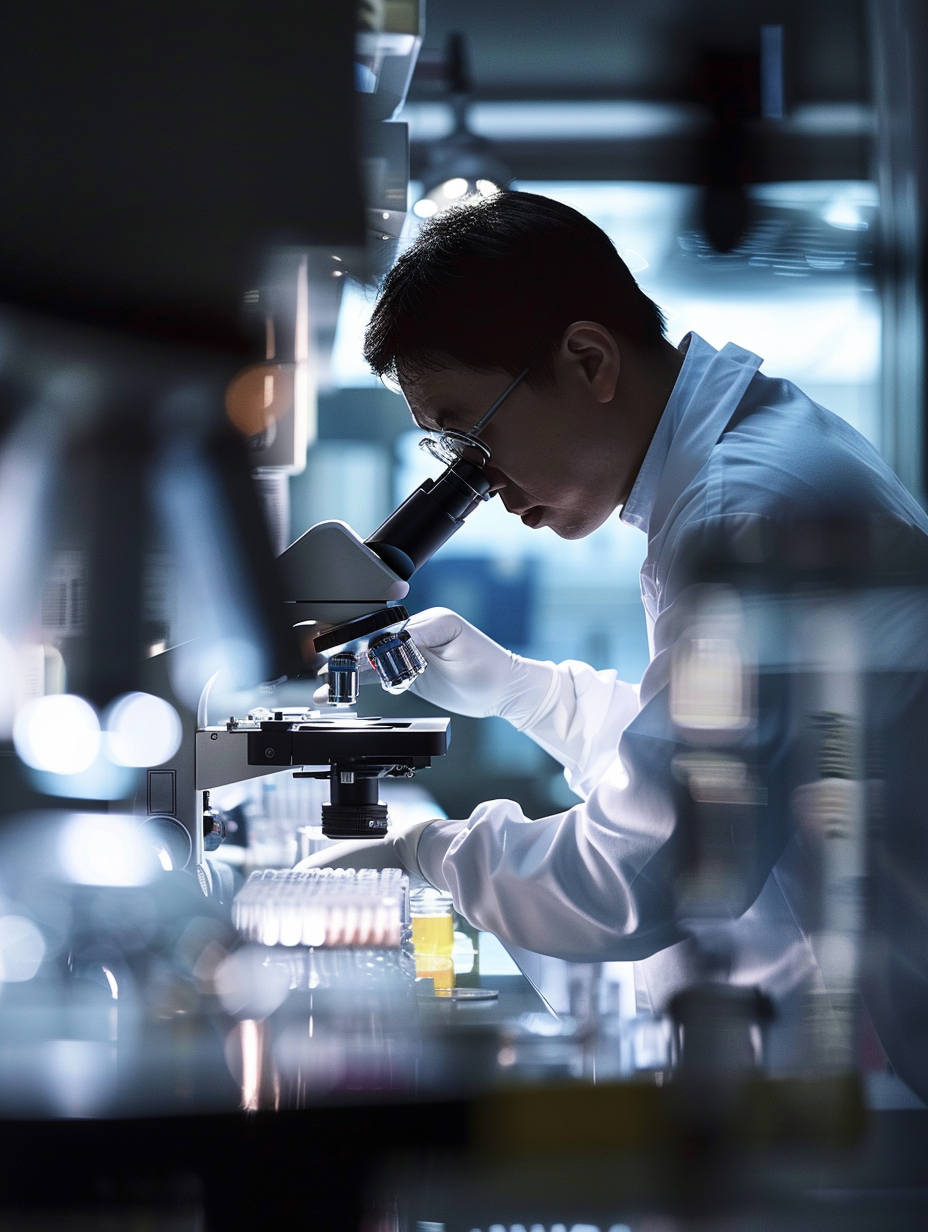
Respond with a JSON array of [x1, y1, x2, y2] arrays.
[[404, 322, 661, 539]]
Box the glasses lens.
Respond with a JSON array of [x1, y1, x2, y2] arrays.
[[419, 432, 490, 468]]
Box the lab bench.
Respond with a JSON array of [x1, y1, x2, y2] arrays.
[[0, 926, 924, 1231], [0, 790, 923, 1232]]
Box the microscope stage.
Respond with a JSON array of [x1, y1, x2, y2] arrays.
[[249, 715, 449, 767], [195, 717, 450, 790]]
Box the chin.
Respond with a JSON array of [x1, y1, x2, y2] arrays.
[[548, 507, 611, 540], [551, 519, 600, 541]]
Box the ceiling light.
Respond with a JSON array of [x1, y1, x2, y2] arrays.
[[441, 177, 469, 199], [411, 33, 512, 219]]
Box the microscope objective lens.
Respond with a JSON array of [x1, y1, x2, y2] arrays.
[[367, 630, 427, 694], [327, 652, 360, 706]]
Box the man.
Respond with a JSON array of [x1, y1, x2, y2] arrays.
[[306, 191, 928, 1085]]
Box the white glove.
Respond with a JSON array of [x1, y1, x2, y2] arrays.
[[293, 816, 436, 882], [404, 607, 559, 729]]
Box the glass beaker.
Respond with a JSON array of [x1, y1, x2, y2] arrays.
[[410, 886, 455, 995]]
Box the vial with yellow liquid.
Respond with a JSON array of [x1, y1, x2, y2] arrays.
[[410, 886, 455, 994]]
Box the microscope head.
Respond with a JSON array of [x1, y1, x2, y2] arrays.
[[277, 455, 492, 704]]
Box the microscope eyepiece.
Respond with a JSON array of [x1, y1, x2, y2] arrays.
[[364, 458, 492, 580]]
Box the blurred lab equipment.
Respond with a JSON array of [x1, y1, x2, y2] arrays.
[[0, 0, 365, 706], [233, 868, 409, 949], [0, 808, 238, 1119], [225, 866, 421, 1104], [663, 515, 928, 1100], [0, 0, 481, 895], [0, 0, 372, 869]]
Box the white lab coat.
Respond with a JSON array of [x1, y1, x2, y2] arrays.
[[417, 334, 928, 1081]]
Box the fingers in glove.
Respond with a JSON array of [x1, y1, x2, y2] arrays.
[[294, 837, 400, 871], [405, 607, 470, 652]]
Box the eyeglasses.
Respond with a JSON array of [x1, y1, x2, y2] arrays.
[[418, 366, 530, 469]]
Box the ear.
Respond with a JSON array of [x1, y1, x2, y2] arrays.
[[559, 322, 621, 403]]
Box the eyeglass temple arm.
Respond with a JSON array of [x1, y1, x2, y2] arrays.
[[469, 366, 531, 436]]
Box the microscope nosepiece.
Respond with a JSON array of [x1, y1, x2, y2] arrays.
[[368, 630, 427, 694]]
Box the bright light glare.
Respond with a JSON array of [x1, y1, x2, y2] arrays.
[[102, 966, 118, 1000], [0, 635, 17, 736], [441, 177, 468, 199], [104, 692, 182, 767], [475, 178, 499, 197], [215, 946, 291, 1019], [168, 637, 266, 714], [154, 845, 174, 871], [621, 248, 649, 273], [58, 813, 155, 887], [239, 1018, 261, 1111], [822, 199, 868, 230], [13, 695, 100, 775], [0, 915, 45, 982], [412, 197, 438, 218]]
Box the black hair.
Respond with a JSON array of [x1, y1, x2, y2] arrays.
[[363, 190, 666, 387]]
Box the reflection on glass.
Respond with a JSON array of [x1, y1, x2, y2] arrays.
[[671, 637, 749, 733]]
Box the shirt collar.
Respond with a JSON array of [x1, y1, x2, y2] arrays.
[[620, 332, 703, 533], [619, 332, 765, 538]]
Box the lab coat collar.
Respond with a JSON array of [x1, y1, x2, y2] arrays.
[[620, 333, 764, 538]]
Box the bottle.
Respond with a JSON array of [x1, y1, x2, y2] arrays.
[[409, 886, 455, 995]]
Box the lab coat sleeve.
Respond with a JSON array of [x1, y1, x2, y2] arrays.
[[416, 685, 685, 961], [517, 661, 641, 799], [416, 513, 794, 963]]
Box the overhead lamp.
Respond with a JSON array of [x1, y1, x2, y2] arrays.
[[413, 161, 509, 219], [412, 33, 512, 218]]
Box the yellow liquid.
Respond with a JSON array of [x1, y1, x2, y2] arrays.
[[414, 955, 455, 992], [412, 913, 455, 994], [411, 912, 454, 957]]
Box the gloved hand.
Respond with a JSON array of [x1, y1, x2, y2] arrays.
[[293, 815, 436, 883], [404, 607, 559, 729]]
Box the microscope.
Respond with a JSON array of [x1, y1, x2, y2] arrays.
[[134, 449, 493, 882]]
